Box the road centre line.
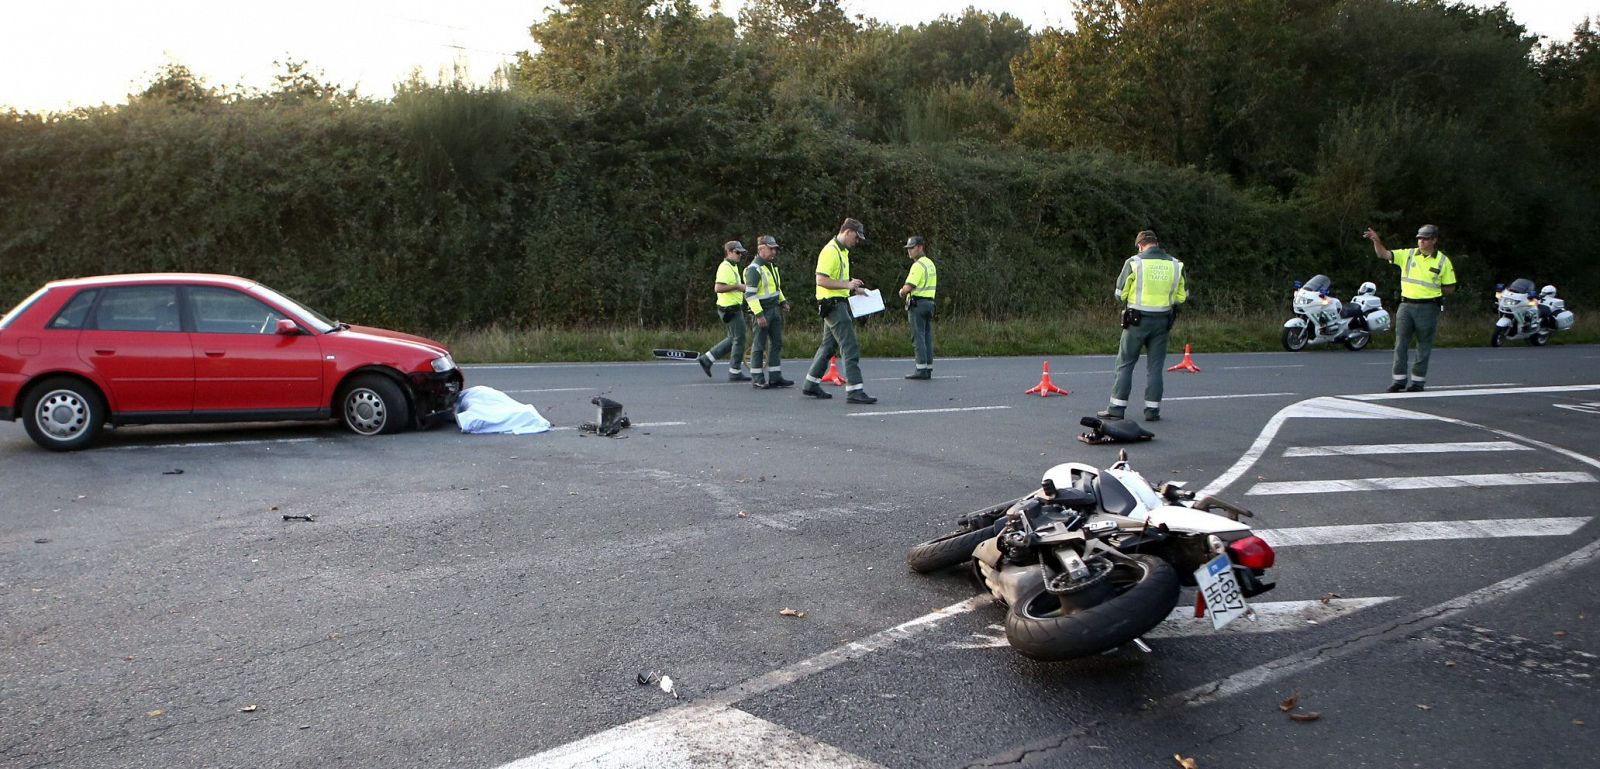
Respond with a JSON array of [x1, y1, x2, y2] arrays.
[[104, 437, 322, 451], [868, 375, 965, 381], [1257, 517, 1591, 547], [1427, 382, 1522, 389], [1248, 471, 1594, 495], [1348, 384, 1600, 400], [1221, 364, 1305, 370], [1283, 440, 1531, 457], [846, 406, 1012, 417], [1163, 392, 1296, 402], [947, 597, 1399, 649]]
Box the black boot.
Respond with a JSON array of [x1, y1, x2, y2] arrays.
[[801, 385, 832, 399], [846, 391, 878, 404], [1386, 381, 1407, 393]]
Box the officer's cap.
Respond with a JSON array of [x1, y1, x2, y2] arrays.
[[904, 236, 926, 249], [840, 218, 867, 241], [1415, 224, 1439, 239], [724, 240, 747, 254], [755, 235, 780, 249]]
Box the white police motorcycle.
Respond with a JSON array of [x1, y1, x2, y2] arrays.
[[1281, 274, 1391, 352], [1492, 279, 1575, 347]]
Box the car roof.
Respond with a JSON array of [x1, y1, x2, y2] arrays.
[[44, 273, 261, 291]]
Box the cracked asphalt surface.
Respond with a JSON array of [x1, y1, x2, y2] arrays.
[[3, 343, 1598, 768]]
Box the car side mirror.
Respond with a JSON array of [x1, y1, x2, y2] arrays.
[[276, 318, 302, 335]]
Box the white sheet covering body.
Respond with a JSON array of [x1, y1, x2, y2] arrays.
[[454, 386, 553, 434]]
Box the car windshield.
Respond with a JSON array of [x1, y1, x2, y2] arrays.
[[248, 284, 336, 333], [0, 286, 50, 330]]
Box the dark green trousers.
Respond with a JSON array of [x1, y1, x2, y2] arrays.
[[1109, 311, 1170, 411], [806, 301, 863, 390], [707, 307, 747, 372], [750, 303, 785, 379], [1392, 301, 1442, 383], [908, 298, 935, 370]]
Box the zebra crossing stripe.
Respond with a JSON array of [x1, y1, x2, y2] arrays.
[[1258, 517, 1591, 547], [1247, 471, 1595, 495], [1282, 441, 1532, 457]]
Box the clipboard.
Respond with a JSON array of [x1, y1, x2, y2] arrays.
[[848, 289, 885, 318]]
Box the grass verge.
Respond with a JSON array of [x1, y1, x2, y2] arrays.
[[438, 310, 1598, 364]]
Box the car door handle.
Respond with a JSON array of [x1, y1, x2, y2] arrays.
[[204, 350, 226, 357], [94, 349, 116, 356]]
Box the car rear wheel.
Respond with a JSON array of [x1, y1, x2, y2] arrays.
[[338, 374, 411, 436], [22, 377, 106, 451]]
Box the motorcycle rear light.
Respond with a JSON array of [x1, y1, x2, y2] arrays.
[[1227, 536, 1275, 569]]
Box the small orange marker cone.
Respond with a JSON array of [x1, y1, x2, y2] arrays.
[[1024, 361, 1069, 397], [1168, 344, 1202, 373], [821, 357, 847, 386]]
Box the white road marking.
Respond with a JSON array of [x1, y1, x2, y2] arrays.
[[947, 597, 1398, 649], [846, 406, 1012, 417], [1283, 440, 1531, 457], [867, 375, 966, 381], [1220, 364, 1305, 370], [1347, 383, 1600, 400], [501, 705, 887, 769], [1165, 529, 1600, 709], [1247, 471, 1595, 495], [1258, 517, 1591, 547], [1427, 383, 1522, 389], [104, 437, 322, 451], [497, 596, 990, 769], [1163, 392, 1296, 402], [501, 387, 599, 394], [1197, 396, 1436, 498], [548, 421, 688, 432]]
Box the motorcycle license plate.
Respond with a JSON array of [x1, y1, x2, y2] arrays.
[[1196, 554, 1250, 631]]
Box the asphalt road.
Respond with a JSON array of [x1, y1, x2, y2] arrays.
[[3, 341, 1598, 769]]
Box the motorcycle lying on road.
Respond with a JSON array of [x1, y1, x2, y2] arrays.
[[1492, 279, 1574, 347], [1281, 275, 1391, 352], [907, 452, 1277, 661]]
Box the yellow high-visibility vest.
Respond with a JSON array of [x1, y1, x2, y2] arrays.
[[815, 239, 850, 300], [906, 256, 937, 298], [1392, 248, 1455, 300], [715, 259, 743, 308], [1119, 254, 1186, 311]]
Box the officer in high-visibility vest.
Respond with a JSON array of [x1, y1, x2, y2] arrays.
[[1363, 223, 1456, 392], [1099, 230, 1187, 422], [744, 235, 793, 389], [801, 218, 876, 404], [897, 235, 937, 380], [696, 240, 751, 381]]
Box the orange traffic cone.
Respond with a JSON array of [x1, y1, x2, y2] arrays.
[[821, 357, 847, 386], [1024, 361, 1069, 397], [1167, 344, 1202, 373]]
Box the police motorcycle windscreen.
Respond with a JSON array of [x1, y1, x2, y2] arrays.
[[906, 455, 1277, 661]]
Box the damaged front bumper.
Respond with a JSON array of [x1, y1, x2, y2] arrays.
[[408, 369, 464, 424]]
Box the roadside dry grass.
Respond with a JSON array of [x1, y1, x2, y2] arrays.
[[438, 310, 1597, 364]]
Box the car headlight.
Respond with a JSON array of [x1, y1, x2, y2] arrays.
[[430, 354, 456, 373]]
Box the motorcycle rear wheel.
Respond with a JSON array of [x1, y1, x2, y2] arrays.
[[1003, 554, 1179, 661], [1531, 331, 1551, 346], [1281, 325, 1309, 352], [1342, 330, 1371, 351]]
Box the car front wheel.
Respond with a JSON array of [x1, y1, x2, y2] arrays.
[[23, 377, 106, 451], [338, 374, 412, 436]]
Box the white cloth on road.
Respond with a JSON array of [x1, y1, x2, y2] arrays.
[[454, 386, 552, 435]]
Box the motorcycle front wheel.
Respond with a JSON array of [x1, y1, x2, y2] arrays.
[[1490, 326, 1507, 347], [1281, 325, 1309, 352], [1003, 554, 1180, 661]]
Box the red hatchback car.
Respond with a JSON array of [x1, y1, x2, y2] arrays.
[[0, 274, 464, 450]]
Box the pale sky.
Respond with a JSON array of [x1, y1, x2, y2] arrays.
[[2, 1, 1594, 113]]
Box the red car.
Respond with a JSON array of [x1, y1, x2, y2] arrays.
[[0, 274, 464, 450]]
